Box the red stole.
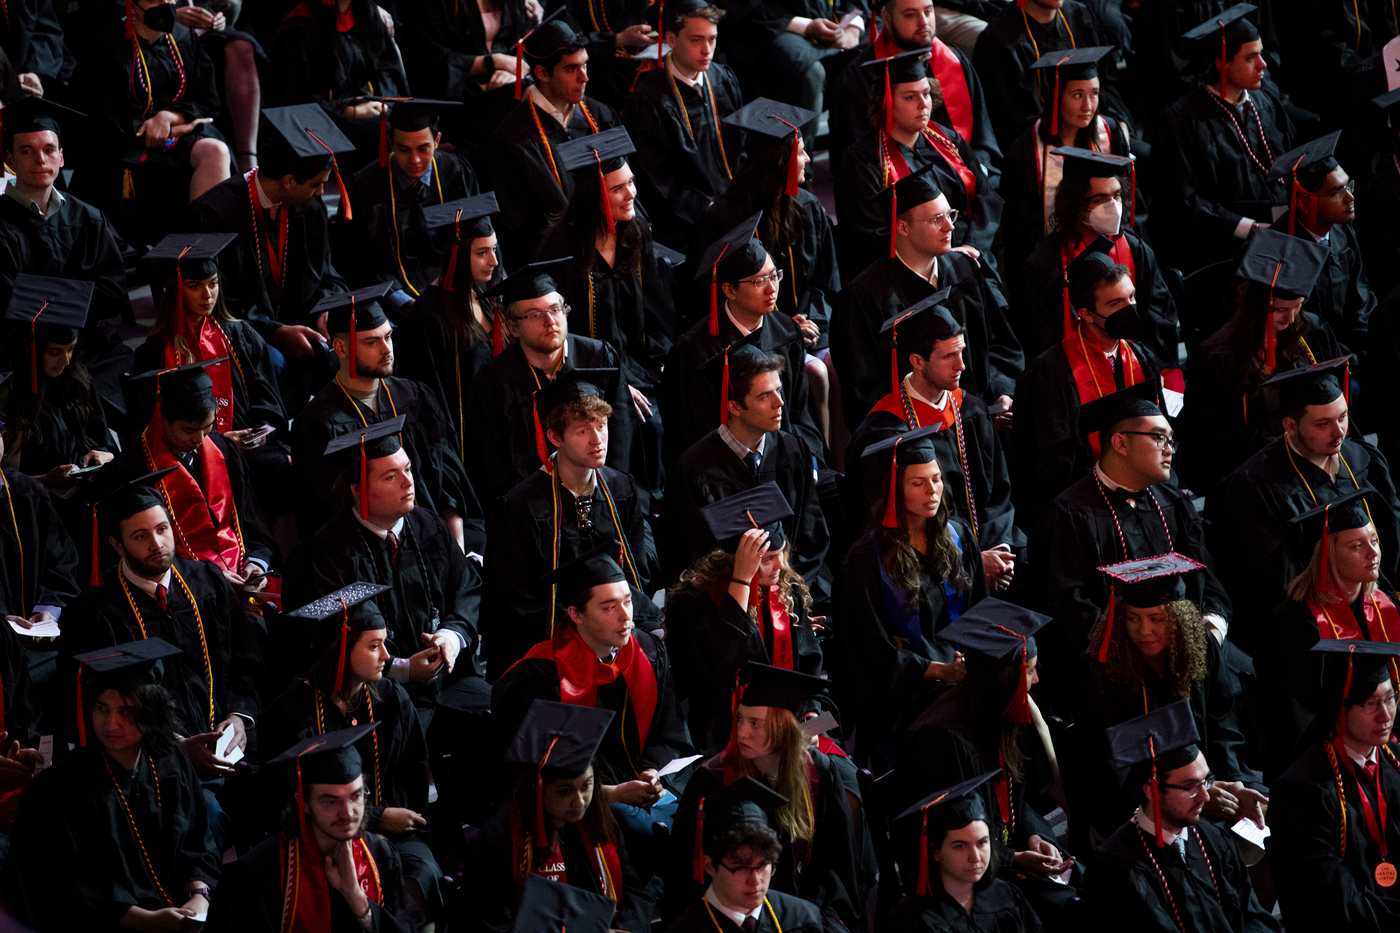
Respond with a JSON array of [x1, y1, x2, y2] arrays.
[[142, 426, 244, 572], [533, 842, 569, 885], [1309, 590, 1400, 643], [1059, 233, 1136, 338], [290, 0, 354, 29], [749, 586, 794, 670], [279, 834, 382, 933], [868, 385, 962, 431], [1062, 321, 1144, 460], [164, 318, 236, 433], [881, 126, 976, 206], [872, 32, 975, 145], [522, 626, 659, 752]]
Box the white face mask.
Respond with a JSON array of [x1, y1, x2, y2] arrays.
[[1085, 199, 1123, 238]]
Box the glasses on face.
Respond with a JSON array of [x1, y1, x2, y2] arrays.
[[513, 304, 570, 324], [1359, 691, 1400, 715], [921, 209, 960, 228], [1328, 179, 1356, 198], [1161, 774, 1215, 798], [741, 269, 784, 289], [717, 860, 774, 880], [1119, 431, 1180, 451]]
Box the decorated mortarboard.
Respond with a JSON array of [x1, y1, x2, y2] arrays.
[[483, 257, 571, 307], [939, 598, 1050, 723], [515, 6, 573, 98], [1, 96, 84, 147], [124, 358, 228, 430], [556, 128, 637, 234], [1181, 4, 1260, 98], [722, 98, 815, 198], [1029, 47, 1114, 142], [312, 283, 393, 380], [1260, 356, 1349, 415], [683, 776, 788, 880], [5, 274, 95, 393], [1077, 380, 1163, 445], [506, 699, 615, 846], [1095, 553, 1206, 662], [1105, 701, 1200, 846], [862, 424, 943, 529], [539, 540, 627, 601], [1288, 487, 1377, 588], [699, 482, 795, 553], [694, 211, 766, 337], [512, 872, 616, 933], [863, 49, 932, 141], [732, 661, 827, 711], [286, 583, 392, 691], [322, 416, 407, 521], [1059, 148, 1137, 228], [873, 163, 944, 259], [1267, 132, 1343, 235], [144, 234, 238, 341], [377, 97, 463, 167], [73, 637, 183, 746], [893, 770, 1000, 897], [260, 104, 356, 220], [879, 286, 956, 398]]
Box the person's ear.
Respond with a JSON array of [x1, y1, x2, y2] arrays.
[[721, 281, 738, 302], [331, 336, 348, 362], [566, 604, 584, 626], [1281, 416, 1297, 438], [702, 855, 717, 878], [432, 132, 443, 148], [546, 428, 562, 448], [1076, 306, 1094, 325], [108, 534, 124, 557], [1112, 431, 1130, 457], [663, 29, 677, 46], [907, 353, 927, 373]]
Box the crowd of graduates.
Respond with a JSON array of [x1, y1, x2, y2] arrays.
[[4, 0, 1400, 930]]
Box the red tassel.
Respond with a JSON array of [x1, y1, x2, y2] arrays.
[[443, 208, 463, 292], [90, 506, 101, 587], [708, 245, 729, 337], [595, 151, 615, 235], [692, 800, 707, 881], [995, 625, 1032, 723], [1218, 24, 1228, 102], [882, 62, 893, 136], [533, 392, 552, 473], [378, 115, 390, 169], [1050, 67, 1061, 142], [1149, 737, 1164, 847], [916, 811, 932, 896], [769, 116, 803, 197], [1318, 505, 1333, 595], [358, 434, 370, 522], [882, 437, 902, 528], [516, 39, 526, 100], [1097, 586, 1115, 663], [1062, 270, 1075, 340], [1266, 260, 1282, 370], [126, 0, 135, 38], [492, 302, 504, 356], [719, 347, 731, 426], [305, 129, 352, 220], [334, 598, 349, 692], [1337, 645, 1358, 739], [175, 247, 193, 356], [535, 736, 561, 847], [349, 295, 358, 381], [889, 186, 898, 259], [656, 0, 664, 39]]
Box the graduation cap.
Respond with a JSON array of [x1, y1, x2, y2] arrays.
[[1059, 147, 1136, 227], [90, 466, 179, 586], [1235, 228, 1328, 373], [709, 343, 776, 427], [938, 598, 1051, 723], [269, 723, 380, 849], [145, 233, 238, 344], [1267, 132, 1343, 235], [879, 286, 956, 398], [73, 637, 184, 747], [512, 871, 616, 933], [1181, 4, 1259, 99], [540, 540, 628, 605], [323, 416, 407, 522], [5, 274, 95, 394], [1105, 701, 1200, 847], [1062, 235, 1127, 337], [862, 423, 943, 529], [515, 6, 572, 99], [873, 163, 943, 259], [694, 212, 765, 337], [1313, 639, 1400, 717], [312, 283, 393, 380], [722, 98, 815, 198], [532, 368, 617, 471], [555, 128, 636, 234], [286, 582, 393, 692], [1, 96, 84, 149], [1288, 488, 1377, 593], [699, 482, 794, 554], [506, 699, 615, 845], [1095, 552, 1206, 662], [1261, 356, 1349, 415], [1370, 88, 1400, 137], [1077, 379, 1163, 451], [894, 770, 1000, 897], [732, 660, 826, 712], [684, 776, 788, 880], [862, 49, 931, 139], [125, 358, 227, 431], [376, 97, 463, 168], [260, 104, 356, 220], [483, 257, 571, 308], [1029, 47, 1113, 145], [423, 193, 501, 301]]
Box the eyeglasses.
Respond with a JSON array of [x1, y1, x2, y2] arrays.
[[512, 304, 570, 324], [921, 209, 960, 228], [741, 269, 784, 289], [1327, 179, 1356, 198], [717, 860, 774, 880], [1359, 691, 1399, 715], [1161, 774, 1215, 798], [1119, 431, 1180, 451]]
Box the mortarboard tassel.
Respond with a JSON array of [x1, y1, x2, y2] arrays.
[[533, 391, 553, 473], [708, 244, 729, 337], [305, 129, 352, 221], [1049, 61, 1064, 143], [1265, 261, 1282, 370], [349, 294, 358, 381], [889, 185, 898, 260], [535, 736, 561, 847], [594, 149, 615, 235], [90, 505, 102, 587], [882, 62, 894, 137], [770, 117, 803, 197], [1218, 22, 1228, 102], [334, 597, 350, 693], [378, 113, 390, 169], [175, 246, 193, 361], [692, 798, 707, 881], [657, 0, 664, 41], [1149, 736, 1164, 847], [882, 437, 902, 529], [1337, 644, 1357, 739], [997, 624, 1033, 724], [126, 0, 135, 38], [1097, 584, 1116, 663], [492, 301, 505, 356], [1318, 504, 1333, 595], [27, 301, 48, 394], [916, 806, 936, 896], [1287, 152, 1307, 236], [442, 209, 463, 293], [358, 434, 370, 521], [719, 346, 732, 426], [1344, 359, 1351, 407]]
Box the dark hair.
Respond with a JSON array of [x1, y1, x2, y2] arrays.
[[1068, 261, 1131, 314], [1036, 76, 1102, 145], [259, 148, 333, 183], [720, 142, 809, 282], [664, 2, 725, 33], [903, 317, 966, 361], [530, 35, 589, 77], [280, 787, 368, 838], [866, 76, 944, 129], [305, 0, 397, 94], [703, 818, 783, 865], [924, 652, 1031, 781], [111, 501, 174, 547], [4, 333, 105, 467], [83, 675, 181, 759], [1204, 21, 1262, 88], [875, 462, 971, 606], [729, 352, 785, 405], [308, 629, 389, 701], [160, 388, 217, 425], [555, 170, 643, 274], [928, 819, 1000, 891], [544, 395, 612, 438], [150, 272, 236, 352], [1050, 168, 1128, 239], [507, 759, 615, 890], [1221, 279, 1314, 396]]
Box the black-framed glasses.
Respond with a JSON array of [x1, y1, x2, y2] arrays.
[[1161, 774, 1215, 798], [1119, 431, 1179, 451], [717, 860, 775, 880]]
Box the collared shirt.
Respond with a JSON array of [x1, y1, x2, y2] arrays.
[[247, 169, 279, 216], [1347, 745, 1379, 768], [705, 886, 763, 927], [5, 180, 65, 219], [719, 424, 767, 462], [725, 301, 765, 337], [529, 84, 573, 129], [1134, 808, 1187, 853], [905, 377, 949, 411], [391, 157, 435, 191], [122, 561, 174, 600], [897, 253, 939, 286], [667, 55, 706, 89]]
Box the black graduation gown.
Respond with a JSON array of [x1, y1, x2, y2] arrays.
[[341, 153, 480, 297], [285, 506, 488, 715], [832, 523, 986, 752], [2, 745, 218, 933], [290, 374, 484, 540], [465, 803, 652, 933], [889, 881, 1045, 933], [562, 0, 654, 108], [0, 190, 131, 324], [1011, 231, 1179, 368], [1084, 817, 1279, 932], [663, 581, 824, 753], [0, 469, 79, 622], [462, 334, 633, 501], [710, 0, 863, 99], [831, 252, 1022, 431], [398, 0, 531, 99], [133, 320, 290, 434], [490, 628, 693, 787], [0, 595, 42, 745], [0, 0, 65, 84], [1270, 740, 1400, 932], [622, 62, 745, 249], [665, 753, 871, 930], [1357, 150, 1400, 300], [844, 395, 1022, 553], [1010, 339, 1161, 523], [1175, 312, 1345, 496], [487, 94, 622, 263], [1211, 434, 1400, 650], [665, 890, 832, 933], [482, 465, 660, 679], [835, 122, 1003, 279], [1290, 223, 1378, 370], [665, 428, 831, 599], [1155, 85, 1294, 272], [58, 557, 262, 739], [207, 831, 409, 933]]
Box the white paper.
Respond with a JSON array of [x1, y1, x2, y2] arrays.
[[1231, 817, 1270, 848], [190, 913, 208, 923], [800, 712, 839, 737], [656, 754, 702, 778], [838, 10, 862, 29], [36, 735, 53, 773], [215, 724, 245, 765], [9, 617, 60, 638], [1162, 386, 1185, 419]]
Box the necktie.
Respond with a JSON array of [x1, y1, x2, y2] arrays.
[[385, 530, 400, 568], [155, 583, 167, 612], [1111, 353, 1125, 390], [745, 450, 761, 482], [1175, 836, 1187, 860], [1364, 758, 1380, 785], [741, 917, 759, 933], [409, 180, 427, 202]]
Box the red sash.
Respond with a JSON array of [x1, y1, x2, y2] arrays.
[[533, 843, 569, 885], [586, 833, 624, 901], [749, 586, 794, 670], [1309, 590, 1400, 643], [1062, 321, 1144, 460], [1059, 233, 1136, 338], [514, 815, 623, 901], [873, 33, 975, 145], [868, 386, 961, 431], [164, 318, 236, 433], [521, 626, 659, 752], [279, 834, 382, 933], [142, 426, 245, 572]]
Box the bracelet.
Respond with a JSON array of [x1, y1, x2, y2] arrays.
[[730, 578, 751, 586], [189, 887, 211, 898]]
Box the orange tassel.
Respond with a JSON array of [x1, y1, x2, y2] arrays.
[[692, 799, 707, 881], [533, 392, 552, 472], [595, 151, 615, 235], [90, 505, 102, 587], [1266, 260, 1282, 370], [881, 437, 902, 528], [306, 129, 352, 221], [516, 39, 526, 99], [719, 346, 731, 426]]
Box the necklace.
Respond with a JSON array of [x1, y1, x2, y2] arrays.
[[116, 561, 216, 731], [1207, 92, 1276, 177], [103, 751, 173, 906]]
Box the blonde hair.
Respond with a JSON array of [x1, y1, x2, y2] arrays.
[[723, 706, 814, 843], [671, 544, 813, 619], [1287, 525, 1380, 606]]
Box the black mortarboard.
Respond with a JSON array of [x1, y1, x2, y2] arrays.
[[1313, 639, 1400, 709], [269, 724, 379, 818], [534, 369, 614, 423], [1, 96, 83, 148], [1372, 88, 1400, 136], [1288, 487, 1378, 577], [124, 358, 225, 427], [1059, 147, 1132, 179], [694, 211, 766, 336], [95, 467, 178, 538], [506, 699, 613, 778], [313, 283, 392, 336], [423, 193, 500, 288], [539, 540, 627, 601], [1030, 47, 1113, 134], [6, 274, 94, 392], [1237, 223, 1327, 299], [556, 126, 636, 176], [874, 164, 944, 259], [1106, 701, 1201, 846], [512, 874, 615, 933], [722, 98, 813, 200], [287, 582, 393, 688], [385, 98, 461, 134], [322, 416, 407, 519], [1077, 380, 1163, 446], [1261, 356, 1348, 414], [893, 770, 1000, 895], [521, 11, 579, 61], [1066, 235, 1121, 301], [260, 104, 355, 219], [879, 286, 957, 398], [861, 48, 931, 85], [732, 661, 827, 712], [1098, 551, 1205, 610], [683, 775, 789, 879], [145, 233, 237, 282], [1268, 131, 1343, 234], [939, 598, 1051, 663], [699, 482, 794, 553], [483, 258, 571, 307], [862, 424, 943, 529], [74, 636, 184, 746]]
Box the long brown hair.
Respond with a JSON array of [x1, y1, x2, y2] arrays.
[[4, 333, 104, 467], [1287, 528, 1381, 606], [876, 461, 971, 609], [719, 140, 809, 274], [307, 629, 386, 707], [922, 654, 1031, 781], [149, 272, 236, 363], [670, 543, 813, 619], [1086, 599, 1208, 700], [506, 762, 616, 891], [1222, 280, 1315, 395], [722, 706, 814, 842]]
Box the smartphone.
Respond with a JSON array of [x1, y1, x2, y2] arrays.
[[65, 464, 105, 478], [237, 425, 275, 449]]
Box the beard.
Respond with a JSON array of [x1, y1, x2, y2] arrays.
[[127, 548, 174, 578], [357, 354, 394, 378]]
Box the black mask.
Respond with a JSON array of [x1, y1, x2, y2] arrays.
[[1099, 303, 1142, 341], [144, 3, 176, 33]]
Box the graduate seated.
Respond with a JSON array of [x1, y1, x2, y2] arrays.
[[1083, 702, 1280, 932], [664, 485, 825, 753], [463, 700, 653, 933], [889, 772, 1045, 933], [264, 586, 438, 927], [396, 0, 538, 106], [208, 724, 413, 932], [665, 347, 832, 604], [3, 638, 219, 933], [664, 778, 835, 933], [1267, 641, 1400, 932], [666, 664, 870, 930], [483, 371, 659, 678], [291, 284, 485, 548], [835, 427, 985, 767], [1072, 555, 1266, 844]]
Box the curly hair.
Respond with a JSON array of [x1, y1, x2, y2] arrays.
[[1086, 598, 1208, 699], [704, 817, 783, 866], [544, 395, 613, 439], [672, 543, 813, 619], [83, 674, 181, 759], [1050, 167, 1128, 240], [506, 761, 616, 891], [663, 2, 726, 34], [1221, 279, 1315, 396], [874, 461, 971, 609], [721, 707, 814, 843]]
